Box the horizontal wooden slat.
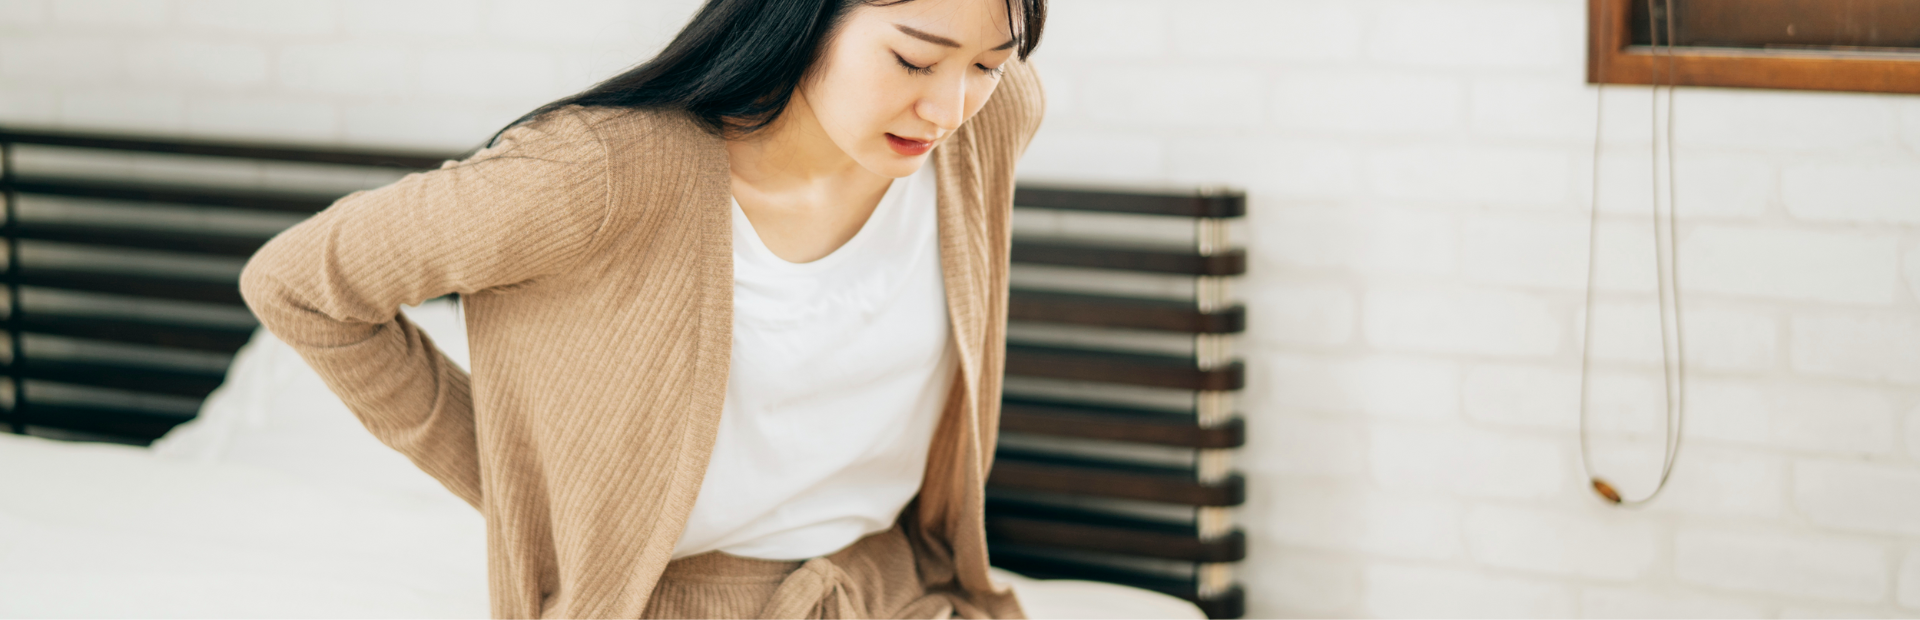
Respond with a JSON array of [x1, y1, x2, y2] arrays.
[[3, 176, 343, 213], [989, 518, 1245, 563], [4, 358, 227, 398], [1005, 345, 1243, 391], [1013, 186, 1245, 218], [985, 499, 1246, 562], [15, 313, 254, 353], [988, 496, 1199, 534], [989, 548, 1248, 618], [0, 402, 193, 445], [3, 267, 243, 306], [1000, 398, 1244, 448], [1012, 240, 1245, 276], [0, 128, 454, 169], [988, 449, 1245, 506], [13, 221, 270, 258], [1009, 289, 1243, 333]]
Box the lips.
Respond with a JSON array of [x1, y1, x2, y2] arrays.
[[885, 133, 932, 156]]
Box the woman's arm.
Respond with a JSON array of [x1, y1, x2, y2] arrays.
[[238, 107, 612, 512]]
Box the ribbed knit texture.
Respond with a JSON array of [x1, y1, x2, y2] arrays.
[[238, 60, 1043, 619], [642, 523, 955, 619]]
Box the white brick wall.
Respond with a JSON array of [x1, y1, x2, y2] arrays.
[[1271, 72, 1465, 136], [1900, 548, 1920, 611], [1251, 546, 1363, 615], [1641, 445, 1787, 520], [1032, 1, 1920, 615], [1681, 227, 1902, 305], [0, 0, 701, 149], [1363, 287, 1561, 357], [7, 1, 1919, 617], [1368, 144, 1576, 207], [1463, 363, 1581, 430], [1792, 313, 1920, 386], [1261, 482, 1464, 560], [1463, 504, 1661, 580], [1782, 162, 1920, 224], [1792, 459, 1920, 537], [1579, 587, 1769, 618], [1681, 306, 1778, 371], [1363, 563, 1575, 618], [1171, 1, 1364, 62], [1268, 353, 1459, 420], [1246, 414, 1366, 477], [1676, 89, 1904, 152], [1365, 1, 1569, 70], [1370, 424, 1566, 500], [1460, 215, 1588, 289], [176, 0, 337, 38], [1674, 529, 1890, 603], [1907, 246, 1920, 305], [54, 0, 171, 28]]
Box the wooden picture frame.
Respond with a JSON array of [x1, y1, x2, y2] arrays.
[[1587, 0, 1920, 95]]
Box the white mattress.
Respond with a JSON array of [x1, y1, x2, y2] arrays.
[[0, 432, 1204, 619], [0, 431, 489, 618]]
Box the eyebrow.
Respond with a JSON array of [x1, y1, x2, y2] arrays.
[[894, 23, 1017, 51]]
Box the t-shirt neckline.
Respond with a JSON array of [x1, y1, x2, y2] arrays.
[[729, 165, 924, 274]]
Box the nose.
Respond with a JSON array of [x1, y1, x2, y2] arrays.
[[916, 73, 965, 132]]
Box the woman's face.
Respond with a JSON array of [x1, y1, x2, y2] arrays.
[[799, 0, 1018, 178]]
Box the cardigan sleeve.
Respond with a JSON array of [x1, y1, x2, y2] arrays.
[[238, 107, 612, 512]]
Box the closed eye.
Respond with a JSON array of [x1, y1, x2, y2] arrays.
[[895, 52, 1005, 78], [894, 52, 933, 75]]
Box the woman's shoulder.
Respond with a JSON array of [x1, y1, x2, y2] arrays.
[[999, 58, 1047, 128], [432, 106, 723, 264], [559, 105, 725, 162], [967, 58, 1047, 156], [486, 105, 713, 163]]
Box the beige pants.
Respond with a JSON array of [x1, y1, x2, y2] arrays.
[[640, 523, 960, 619]]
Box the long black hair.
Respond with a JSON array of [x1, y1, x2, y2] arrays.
[[489, 0, 1045, 146]]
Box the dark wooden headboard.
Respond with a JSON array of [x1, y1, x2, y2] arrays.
[[0, 129, 450, 440], [0, 127, 1248, 618], [986, 183, 1247, 618]]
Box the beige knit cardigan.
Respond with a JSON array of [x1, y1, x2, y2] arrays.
[[238, 61, 1044, 619]]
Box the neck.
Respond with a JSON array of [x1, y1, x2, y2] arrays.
[[725, 90, 889, 194]]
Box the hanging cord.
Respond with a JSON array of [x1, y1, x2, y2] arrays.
[[1579, 0, 1687, 506]]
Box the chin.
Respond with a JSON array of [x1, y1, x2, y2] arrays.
[[863, 152, 926, 179]]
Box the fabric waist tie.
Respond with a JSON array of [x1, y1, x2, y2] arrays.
[[758, 556, 863, 619], [645, 523, 960, 619]]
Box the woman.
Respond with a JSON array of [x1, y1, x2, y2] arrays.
[[238, 0, 1045, 617]]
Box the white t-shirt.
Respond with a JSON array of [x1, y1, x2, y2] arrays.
[[670, 162, 954, 561]]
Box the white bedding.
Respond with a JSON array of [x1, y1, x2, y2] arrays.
[[0, 431, 490, 619], [0, 300, 1205, 619]]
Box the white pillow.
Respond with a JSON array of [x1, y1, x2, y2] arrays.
[[152, 298, 472, 507]]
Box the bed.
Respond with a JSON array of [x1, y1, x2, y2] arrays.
[[0, 297, 1204, 619]]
